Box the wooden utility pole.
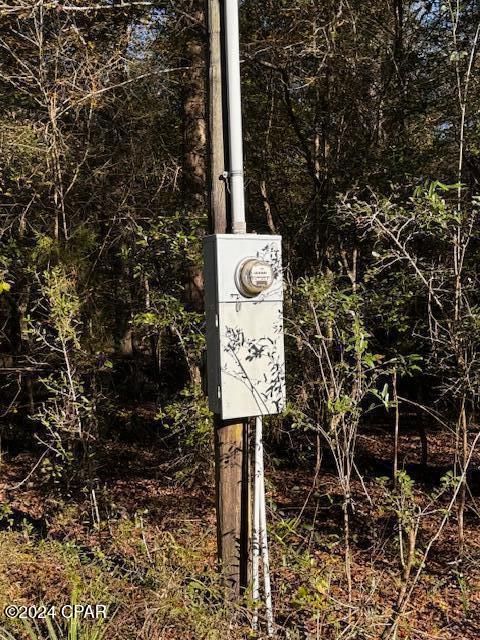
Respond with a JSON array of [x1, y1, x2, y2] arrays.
[[206, 0, 250, 596], [207, 0, 226, 236]]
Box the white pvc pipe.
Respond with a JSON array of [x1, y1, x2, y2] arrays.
[[252, 416, 262, 631], [253, 416, 275, 636], [259, 449, 274, 636], [224, 0, 247, 234]]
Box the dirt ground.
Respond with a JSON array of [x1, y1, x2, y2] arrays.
[[0, 421, 479, 639]]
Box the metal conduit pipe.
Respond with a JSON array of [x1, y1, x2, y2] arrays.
[[224, 0, 247, 234]]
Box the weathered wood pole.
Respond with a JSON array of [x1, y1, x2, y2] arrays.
[[206, 0, 250, 596]]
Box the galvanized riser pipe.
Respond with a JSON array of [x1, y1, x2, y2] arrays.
[[224, 0, 247, 234]]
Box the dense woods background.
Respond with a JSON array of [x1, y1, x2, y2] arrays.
[[1, 1, 480, 639]]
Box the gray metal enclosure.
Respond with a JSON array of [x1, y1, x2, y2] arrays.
[[203, 234, 286, 420]]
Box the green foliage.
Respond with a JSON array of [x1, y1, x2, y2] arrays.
[[0, 504, 14, 528], [156, 385, 212, 453], [133, 295, 204, 361], [28, 266, 98, 488], [43, 268, 82, 348], [31, 235, 58, 267], [290, 270, 384, 432], [377, 471, 417, 531]]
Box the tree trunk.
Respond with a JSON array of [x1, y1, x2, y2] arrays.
[[183, 0, 207, 211], [181, 0, 207, 387]]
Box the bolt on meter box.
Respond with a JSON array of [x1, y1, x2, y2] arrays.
[[203, 234, 286, 420]]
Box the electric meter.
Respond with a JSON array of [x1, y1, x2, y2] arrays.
[[236, 259, 274, 297], [203, 234, 285, 420]]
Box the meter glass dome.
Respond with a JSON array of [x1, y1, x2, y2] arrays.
[[236, 259, 274, 297]]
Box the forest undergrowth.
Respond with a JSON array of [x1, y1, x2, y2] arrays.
[[0, 416, 479, 640]]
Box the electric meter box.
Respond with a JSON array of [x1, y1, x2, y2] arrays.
[[203, 234, 286, 420]]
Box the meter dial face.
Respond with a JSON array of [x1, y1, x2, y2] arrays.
[[235, 258, 274, 297]]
